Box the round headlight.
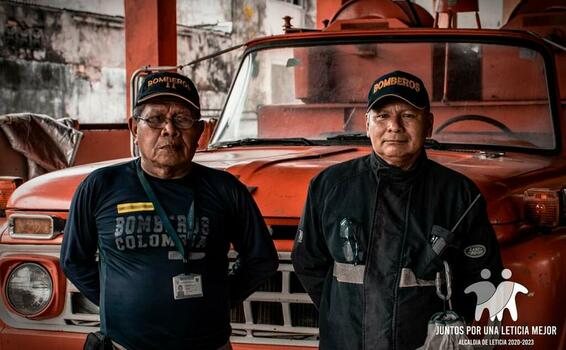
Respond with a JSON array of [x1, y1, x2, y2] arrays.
[[6, 263, 53, 315]]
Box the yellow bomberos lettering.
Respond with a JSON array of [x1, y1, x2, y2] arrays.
[[373, 76, 421, 93], [146, 76, 191, 90]]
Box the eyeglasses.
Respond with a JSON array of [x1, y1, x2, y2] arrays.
[[136, 115, 197, 130]]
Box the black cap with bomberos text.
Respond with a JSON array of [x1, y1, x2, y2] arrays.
[[367, 70, 429, 112], [136, 71, 200, 115]]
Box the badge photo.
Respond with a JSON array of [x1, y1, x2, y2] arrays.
[[173, 273, 203, 300]]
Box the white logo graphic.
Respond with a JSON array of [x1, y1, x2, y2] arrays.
[[465, 268, 528, 322], [463, 244, 486, 258]]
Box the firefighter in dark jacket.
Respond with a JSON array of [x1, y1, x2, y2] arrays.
[[291, 70, 502, 350]]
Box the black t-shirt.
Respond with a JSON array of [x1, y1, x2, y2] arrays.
[[61, 159, 278, 350]]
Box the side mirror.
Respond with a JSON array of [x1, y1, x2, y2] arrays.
[[198, 118, 218, 150]]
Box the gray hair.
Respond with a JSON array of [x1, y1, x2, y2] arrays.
[[132, 104, 145, 119]]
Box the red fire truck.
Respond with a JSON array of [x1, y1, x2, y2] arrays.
[[1, 0, 565, 349]]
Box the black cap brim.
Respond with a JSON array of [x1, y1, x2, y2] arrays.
[[136, 92, 200, 111], [367, 93, 427, 112]]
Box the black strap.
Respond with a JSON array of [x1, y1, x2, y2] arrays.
[[83, 332, 113, 350], [450, 193, 482, 232], [136, 161, 195, 272]]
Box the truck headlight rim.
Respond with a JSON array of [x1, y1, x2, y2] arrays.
[[5, 262, 54, 316]]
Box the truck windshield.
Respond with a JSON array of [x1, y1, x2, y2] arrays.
[[210, 41, 555, 151]]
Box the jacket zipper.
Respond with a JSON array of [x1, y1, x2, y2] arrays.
[[391, 185, 413, 350], [362, 176, 380, 350]]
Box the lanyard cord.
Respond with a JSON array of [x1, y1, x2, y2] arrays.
[[135, 162, 195, 269]]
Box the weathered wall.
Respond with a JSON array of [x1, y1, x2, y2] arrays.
[[180, 0, 316, 116], [0, 0, 314, 123], [0, 2, 126, 122], [178, 0, 242, 118]]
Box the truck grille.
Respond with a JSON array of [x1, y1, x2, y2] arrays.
[[66, 251, 319, 347], [230, 268, 319, 328]]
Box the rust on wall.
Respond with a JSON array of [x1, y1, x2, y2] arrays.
[[0, 0, 315, 123]]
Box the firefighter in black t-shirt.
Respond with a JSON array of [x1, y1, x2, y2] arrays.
[[61, 72, 278, 350]]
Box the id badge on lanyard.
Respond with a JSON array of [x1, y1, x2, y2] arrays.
[[136, 162, 203, 300], [173, 273, 203, 299]]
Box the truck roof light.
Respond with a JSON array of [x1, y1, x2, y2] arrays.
[[8, 214, 65, 240], [0, 177, 23, 216], [523, 188, 561, 228]]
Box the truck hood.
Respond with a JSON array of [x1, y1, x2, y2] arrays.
[[7, 147, 564, 225]]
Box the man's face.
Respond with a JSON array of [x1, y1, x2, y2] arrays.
[[366, 99, 433, 170], [129, 100, 203, 172]]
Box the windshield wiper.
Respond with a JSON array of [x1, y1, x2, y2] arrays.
[[425, 138, 445, 150], [214, 137, 315, 148], [326, 135, 445, 149], [326, 133, 369, 141]]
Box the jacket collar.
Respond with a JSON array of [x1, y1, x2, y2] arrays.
[[370, 150, 428, 183]]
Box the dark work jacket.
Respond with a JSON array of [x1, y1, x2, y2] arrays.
[[292, 152, 502, 350]]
